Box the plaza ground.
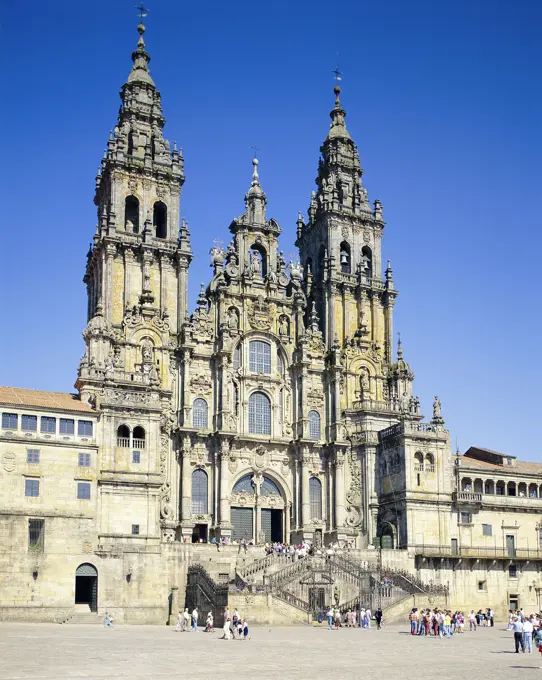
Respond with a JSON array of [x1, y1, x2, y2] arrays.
[[0, 622, 538, 679]]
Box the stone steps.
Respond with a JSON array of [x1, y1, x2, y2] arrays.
[[65, 612, 103, 625]]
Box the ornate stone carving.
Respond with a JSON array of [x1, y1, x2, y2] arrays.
[[247, 298, 271, 331], [252, 445, 269, 472], [190, 374, 212, 395], [2, 452, 15, 472]]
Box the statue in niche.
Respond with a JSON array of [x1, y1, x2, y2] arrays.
[[359, 369, 370, 399], [142, 340, 154, 364], [226, 240, 238, 265], [251, 250, 261, 277], [227, 307, 239, 331], [279, 316, 289, 337], [277, 251, 286, 273]]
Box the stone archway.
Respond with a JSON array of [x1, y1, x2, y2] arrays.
[[75, 563, 98, 612], [230, 473, 286, 543]]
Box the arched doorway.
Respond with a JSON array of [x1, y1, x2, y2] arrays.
[[75, 563, 98, 612], [380, 523, 396, 549], [230, 474, 285, 543]]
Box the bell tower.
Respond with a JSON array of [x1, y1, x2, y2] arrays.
[[76, 19, 191, 544]]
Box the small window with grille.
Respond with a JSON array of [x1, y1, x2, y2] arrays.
[[249, 340, 271, 374], [79, 453, 91, 467], [27, 449, 40, 464], [132, 524, 140, 535], [25, 478, 40, 497], [78, 420, 93, 436], [132, 451, 141, 464], [40, 417, 56, 434], [77, 482, 91, 500], [28, 519, 44, 551], [59, 418, 74, 435]]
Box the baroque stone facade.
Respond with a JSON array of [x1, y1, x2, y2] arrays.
[[1, 22, 541, 623]]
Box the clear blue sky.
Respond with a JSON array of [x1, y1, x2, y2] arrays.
[[1, 0, 540, 459]]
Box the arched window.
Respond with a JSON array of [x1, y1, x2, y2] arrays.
[[461, 477, 472, 491], [248, 392, 271, 435], [361, 246, 373, 278], [132, 426, 146, 449], [127, 132, 134, 155], [232, 474, 254, 494], [507, 481, 516, 497], [340, 241, 351, 274], [425, 453, 435, 472], [233, 344, 241, 371], [414, 452, 424, 472], [529, 483, 538, 498], [191, 469, 208, 514], [117, 424, 130, 447], [277, 352, 284, 378], [308, 411, 321, 440], [125, 196, 140, 233], [192, 399, 208, 429], [261, 476, 281, 496], [153, 201, 167, 239], [484, 480, 495, 495], [249, 340, 271, 374], [309, 477, 322, 520]]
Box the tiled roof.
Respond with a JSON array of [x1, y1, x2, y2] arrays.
[[0, 386, 95, 414], [457, 455, 542, 477]]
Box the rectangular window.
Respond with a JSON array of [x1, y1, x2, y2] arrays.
[[78, 420, 93, 436], [482, 524, 492, 537], [21, 414, 37, 431], [59, 418, 75, 435], [132, 451, 141, 464], [509, 565, 517, 578], [40, 416, 56, 434], [78, 453, 91, 467], [132, 524, 140, 535], [460, 512, 471, 524], [27, 449, 40, 464], [249, 340, 271, 374], [28, 519, 44, 551], [77, 482, 91, 500], [25, 479, 40, 497], [2, 412, 18, 429], [478, 580, 486, 591]]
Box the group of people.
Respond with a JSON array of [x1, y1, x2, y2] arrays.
[[409, 608, 475, 637], [264, 542, 312, 559], [220, 608, 250, 640], [175, 607, 206, 632], [326, 606, 383, 629], [508, 609, 542, 654]]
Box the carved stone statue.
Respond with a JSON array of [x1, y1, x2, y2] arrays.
[[227, 307, 239, 331], [277, 251, 286, 273], [142, 340, 153, 364], [433, 396, 441, 420], [251, 250, 261, 277], [279, 316, 289, 337]]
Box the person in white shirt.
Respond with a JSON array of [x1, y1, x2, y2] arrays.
[[468, 610, 476, 631], [365, 608, 372, 628], [191, 607, 199, 632], [513, 617, 526, 653], [523, 618, 534, 653]]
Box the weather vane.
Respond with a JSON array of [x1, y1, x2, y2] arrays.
[[136, 3, 149, 22], [331, 64, 342, 83], [251, 145, 260, 159]]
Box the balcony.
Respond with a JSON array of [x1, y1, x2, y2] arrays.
[[413, 544, 542, 560], [117, 438, 130, 448], [133, 438, 146, 449], [453, 491, 483, 505]]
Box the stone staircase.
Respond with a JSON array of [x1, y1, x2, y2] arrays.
[[64, 612, 103, 624]]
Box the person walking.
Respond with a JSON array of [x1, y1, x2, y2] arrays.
[[375, 608, 383, 630], [468, 610, 477, 632], [366, 608, 372, 629], [523, 617, 533, 653], [175, 610, 183, 631], [326, 607, 333, 630], [191, 607, 199, 632], [513, 616, 525, 653], [182, 608, 190, 631]]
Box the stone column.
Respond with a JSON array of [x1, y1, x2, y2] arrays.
[[169, 586, 179, 625], [124, 248, 133, 310], [334, 452, 346, 529], [284, 502, 291, 542], [365, 445, 377, 544], [181, 440, 192, 525], [301, 448, 311, 528], [177, 254, 190, 333], [219, 439, 231, 536], [104, 244, 116, 323]]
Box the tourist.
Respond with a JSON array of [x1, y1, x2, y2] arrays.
[[103, 612, 113, 628], [191, 607, 199, 632], [204, 612, 213, 632], [243, 619, 250, 640], [351, 609, 357, 627], [512, 616, 526, 653], [409, 608, 418, 635], [220, 617, 232, 640], [334, 608, 341, 629], [346, 610, 353, 627], [507, 610, 514, 630], [468, 610, 476, 631], [326, 606, 333, 630], [365, 607, 372, 629], [444, 610, 452, 638], [360, 607, 366, 628], [175, 610, 183, 631], [523, 616, 533, 653], [375, 608, 383, 630], [535, 626, 542, 657], [183, 608, 190, 631]]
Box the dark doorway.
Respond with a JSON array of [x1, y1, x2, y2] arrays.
[[231, 507, 253, 541], [75, 563, 98, 612], [506, 535, 516, 557], [192, 524, 208, 543], [261, 509, 282, 543], [451, 538, 459, 556], [309, 586, 327, 621]]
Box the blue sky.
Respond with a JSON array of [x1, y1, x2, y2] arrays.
[[1, 0, 540, 459]]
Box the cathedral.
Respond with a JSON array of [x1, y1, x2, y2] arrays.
[[2, 21, 542, 624]]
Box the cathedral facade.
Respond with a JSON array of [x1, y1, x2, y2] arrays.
[[1, 23, 541, 623]]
